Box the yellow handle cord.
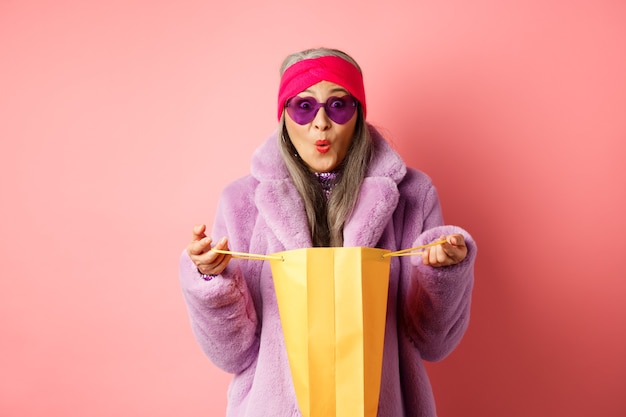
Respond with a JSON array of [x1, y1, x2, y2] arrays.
[[382, 238, 447, 258], [210, 238, 447, 261], [210, 249, 284, 261]]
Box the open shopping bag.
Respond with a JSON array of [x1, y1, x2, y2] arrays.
[[213, 240, 444, 417]]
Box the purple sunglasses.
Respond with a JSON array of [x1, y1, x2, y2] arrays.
[[285, 95, 357, 125]]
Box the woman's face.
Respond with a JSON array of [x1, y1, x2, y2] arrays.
[[284, 80, 357, 173]]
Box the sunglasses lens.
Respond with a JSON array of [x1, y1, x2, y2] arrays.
[[286, 95, 357, 125], [325, 96, 357, 124], [286, 96, 319, 124]]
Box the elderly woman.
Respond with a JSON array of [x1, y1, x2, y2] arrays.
[[179, 47, 476, 417]]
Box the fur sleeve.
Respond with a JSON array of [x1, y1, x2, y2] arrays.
[[397, 174, 477, 361], [178, 176, 261, 374], [404, 224, 477, 362]]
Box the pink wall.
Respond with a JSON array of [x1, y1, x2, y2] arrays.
[[2, 1, 625, 416]]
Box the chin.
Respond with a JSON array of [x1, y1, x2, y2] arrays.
[[316, 162, 338, 173], [305, 158, 337, 173]]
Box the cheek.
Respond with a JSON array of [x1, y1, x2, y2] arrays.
[[285, 119, 304, 143], [337, 122, 357, 150], [284, 116, 294, 134]]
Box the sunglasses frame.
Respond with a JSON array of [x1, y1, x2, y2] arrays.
[[285, 95, 357, 125]]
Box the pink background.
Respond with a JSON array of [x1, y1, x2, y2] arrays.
[[2, 0, 625, 416]]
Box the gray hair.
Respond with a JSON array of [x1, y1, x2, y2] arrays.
[[278, 47, 373, 247]]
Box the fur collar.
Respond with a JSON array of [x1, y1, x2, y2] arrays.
[[250, 125, 407, 249]]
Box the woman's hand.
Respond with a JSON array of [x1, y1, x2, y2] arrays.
[[421, 234, 467, 267], [186, 224, 232, 276]]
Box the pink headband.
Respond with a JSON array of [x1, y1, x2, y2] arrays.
[[277, 55, 366, 121]]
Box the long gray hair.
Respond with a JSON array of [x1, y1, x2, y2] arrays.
[[278, 48, 373, 247]]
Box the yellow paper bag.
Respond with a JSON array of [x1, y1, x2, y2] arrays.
[[211, 239, 445, 417], [269, 247, 391, 417]]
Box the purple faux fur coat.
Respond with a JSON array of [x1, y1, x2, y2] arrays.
[[179, 125, 476, 417]]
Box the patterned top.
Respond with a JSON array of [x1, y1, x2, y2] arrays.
[[314, 170, 340, 200]]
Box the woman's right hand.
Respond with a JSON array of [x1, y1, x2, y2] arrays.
[[186, 224, 232, 276]]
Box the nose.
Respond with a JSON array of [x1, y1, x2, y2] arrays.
[[312, 107, 331, 130]]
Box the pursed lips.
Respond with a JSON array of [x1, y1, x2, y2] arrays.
[[315, 139, 330, 153]]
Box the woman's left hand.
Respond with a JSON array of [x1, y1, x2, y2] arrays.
[[421, 234, 467, 267]]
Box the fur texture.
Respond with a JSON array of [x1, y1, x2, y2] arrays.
[[179, 125, 476, 416]]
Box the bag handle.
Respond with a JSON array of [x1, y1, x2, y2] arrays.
[[382, 238, 447, 258], [210, 249, 284, 261], [210, 238, 447, 261]]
